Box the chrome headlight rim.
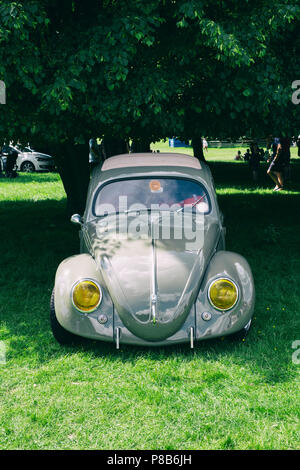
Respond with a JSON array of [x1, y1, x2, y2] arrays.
[[208, 277, 239, 312], [71, 278, 102, 313]]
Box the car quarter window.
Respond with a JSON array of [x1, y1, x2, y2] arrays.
[[93, 177, 211, 216]]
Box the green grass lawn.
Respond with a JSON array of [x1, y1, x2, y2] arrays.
[[151, 139, 300, 162], [0, 148, 299, 450]]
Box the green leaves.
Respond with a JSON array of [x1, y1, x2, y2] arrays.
[[243, 89, 252, 97], [0, 0, 299, 146]]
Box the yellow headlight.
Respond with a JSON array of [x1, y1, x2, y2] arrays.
[[208, 278, 238, 311], [72, 279, 102, 313]]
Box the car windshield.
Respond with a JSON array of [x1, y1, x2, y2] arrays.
[[93, 177, 211, 216]]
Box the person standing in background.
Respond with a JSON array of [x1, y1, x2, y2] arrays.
[[89, 138, 102, 173], [234, 150, 242, 160], [297, 135, 300, 157], [243, 148, 251, 161], [267, 137, 287, 191], [269, 137, 280, 161], [5, 145, 18, 178], [249, 142, 260, 182]]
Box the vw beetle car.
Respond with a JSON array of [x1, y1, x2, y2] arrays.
[[51, 153, 255, 347]]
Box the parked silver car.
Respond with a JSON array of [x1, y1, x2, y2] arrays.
[[1, 145, 55, 172], [51, 153, 255, 348]]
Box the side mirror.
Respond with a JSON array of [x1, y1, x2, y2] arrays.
[[70, 214, 83, 226]]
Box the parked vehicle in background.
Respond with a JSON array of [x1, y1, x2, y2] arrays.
[[0, 144, 55, 172]]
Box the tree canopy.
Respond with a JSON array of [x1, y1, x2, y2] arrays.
[[1, 0, 299, 211]]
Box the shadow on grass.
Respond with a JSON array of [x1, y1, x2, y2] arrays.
[[1, 162, 299, 385]]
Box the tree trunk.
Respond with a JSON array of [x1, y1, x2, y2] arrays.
[[102, 137, 128, 158], [131, 138, 151, 153], [192, 137, 206, 162], [55, 142, 90, 217]]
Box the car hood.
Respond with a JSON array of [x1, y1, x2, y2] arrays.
[[84, 213, 220, 341]]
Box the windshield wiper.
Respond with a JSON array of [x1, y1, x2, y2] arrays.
[[176, 195, 206, 213]]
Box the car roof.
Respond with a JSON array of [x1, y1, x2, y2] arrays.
[[101, 153, 202, 171]]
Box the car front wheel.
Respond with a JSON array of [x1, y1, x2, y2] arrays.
[[50, 289, 79, 345], [21, 161, 35, 172]]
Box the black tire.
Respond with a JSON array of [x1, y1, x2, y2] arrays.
[[50, 288, 79, 345], [229, 318, 252, 341], [21, 161, 35, 172]]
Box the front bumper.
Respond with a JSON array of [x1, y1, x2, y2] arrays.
[[54, 252, 255, 347], [36, 163, 55, 171]]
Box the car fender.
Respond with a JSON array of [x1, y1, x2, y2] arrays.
[[54, 253, 114, 339], [195, 250, 255, 339]]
